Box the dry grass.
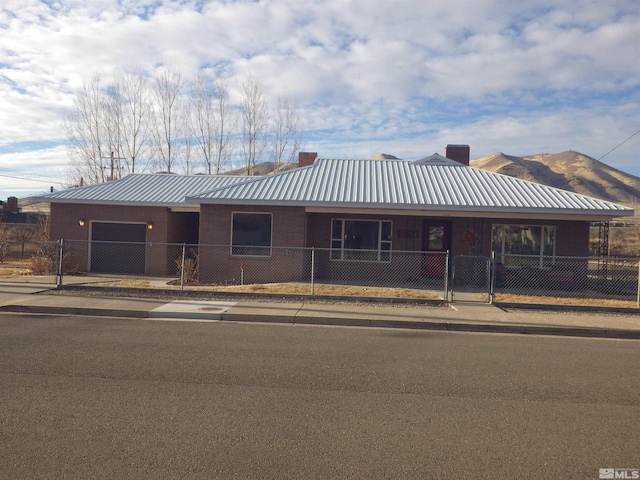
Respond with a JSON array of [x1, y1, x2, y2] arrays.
[[494, 292, 637, 309], [0, 258, 33, 278], [91, 279, 439, 299], [213, 282, 439, 299], [95, 279, 158, 289]]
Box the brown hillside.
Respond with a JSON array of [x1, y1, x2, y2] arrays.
[[226, 162, 297, 176], [471, 150, 640, 208]]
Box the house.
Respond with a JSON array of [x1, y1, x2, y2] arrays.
[[39, 145, 634, 284], [0, 197, 48, 243]]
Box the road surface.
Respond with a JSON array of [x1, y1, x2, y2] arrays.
[[1, 313, 638, 479]]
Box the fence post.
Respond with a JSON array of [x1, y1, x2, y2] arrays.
[[180, 243, 186, 290], [490, 251, 496, 304], [637, 259, 640, 310], [311, 247, 315, 295], [56, 239, 64, 287], [444, 250, 450, 302]]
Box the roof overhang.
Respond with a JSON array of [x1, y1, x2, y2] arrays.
[[42, 198, 201, 211], [305, 206, 632, 221], [196, 198, 633, 221]]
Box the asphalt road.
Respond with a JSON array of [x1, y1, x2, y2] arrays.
[[1, 313, 638, 479]]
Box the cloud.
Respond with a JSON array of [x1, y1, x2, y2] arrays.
[[0, 145, 69, 198], [0, 0, 638, 190]]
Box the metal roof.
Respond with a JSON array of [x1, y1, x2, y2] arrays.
[[190, 158, 634, 217], [37, 173, 247, 206], [37, 159, 634, 219]]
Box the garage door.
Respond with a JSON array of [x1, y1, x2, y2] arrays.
[[90, 222, 147, 274]]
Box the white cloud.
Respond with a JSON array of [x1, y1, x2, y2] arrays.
[[0, 0, 638, 193]]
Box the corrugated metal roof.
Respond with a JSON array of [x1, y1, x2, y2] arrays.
[[37, 173, 247, 206], [37, 159, 634, 218], [190, 158, 633, 215]]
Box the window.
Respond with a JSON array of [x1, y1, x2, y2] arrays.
[[231, 213, 272, 256], [492, 224, 556, 267], [331, 219, 392, 262]]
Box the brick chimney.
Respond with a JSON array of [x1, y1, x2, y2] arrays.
[[298, 152, 318, 167], [444, 144, 470, 166], [5, 196, 18, 214]]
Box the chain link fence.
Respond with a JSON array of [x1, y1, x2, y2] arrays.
[[451, 255, 491, 303], [492, 254, 640, 308], [0, 240, 61, 284], [57, 241, 448, 299], [171, 245, 448, 299], [2, 238, 639, 308]]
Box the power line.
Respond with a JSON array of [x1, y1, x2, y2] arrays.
[[597, 127, 640, 162], [564, 127, 640, 183], [0, 172, 66, 185]]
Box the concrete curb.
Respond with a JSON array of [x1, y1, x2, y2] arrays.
[[223, 312, 640, 339], [494, 302, 640, 315], [0, 305, 149, 319], [3, 299, 639, 340]]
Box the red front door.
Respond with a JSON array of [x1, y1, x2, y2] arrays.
[[423, 221, 451, 276]]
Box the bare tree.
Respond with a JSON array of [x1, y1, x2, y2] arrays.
[[66, 68, 305, 183], [271, 94, 303, 169], [191, 75, 235, 174], [240, 74, 268, 175], [182, 125, 196, 174], [65, 73, 110, 185], [112, 69, 152, 174], [66, 70, 153, 185], [191, 74, 215, 174], [150, 65, 186, 173], [212, 79, 235, 174]]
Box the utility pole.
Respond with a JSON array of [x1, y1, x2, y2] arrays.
[[101, 151, 126, 181]]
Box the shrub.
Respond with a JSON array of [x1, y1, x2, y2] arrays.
[[28, 255, 55, 275], [175, 255, 198, 285]]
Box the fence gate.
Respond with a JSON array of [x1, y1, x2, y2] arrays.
[[450, 255, 491, 303]]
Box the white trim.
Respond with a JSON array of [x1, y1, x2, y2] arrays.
[[230, 211, 273, 257]]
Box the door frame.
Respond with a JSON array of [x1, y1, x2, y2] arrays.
[[422, 220, 452, 276]]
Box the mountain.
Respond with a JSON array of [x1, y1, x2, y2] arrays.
[[471, 150, 640, 209], [226, 161, 298, 176]]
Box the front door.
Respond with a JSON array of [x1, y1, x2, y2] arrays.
[[422, 221, 451, 276]]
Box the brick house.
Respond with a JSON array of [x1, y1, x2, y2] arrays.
[[40, 145, 634, 282]]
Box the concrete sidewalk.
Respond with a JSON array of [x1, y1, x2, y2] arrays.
[[0, 283, 638, 339]]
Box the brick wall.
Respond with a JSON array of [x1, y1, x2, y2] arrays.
[[198, 204, 308, 283], [50, 203, 172, 274]]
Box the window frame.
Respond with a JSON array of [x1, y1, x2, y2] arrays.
[[492, 224, 556, 267], [330, 219, 392, 263], [230, 212, 273, 257]]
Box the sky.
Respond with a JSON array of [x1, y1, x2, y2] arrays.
[[1, 0, 639, 199]]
